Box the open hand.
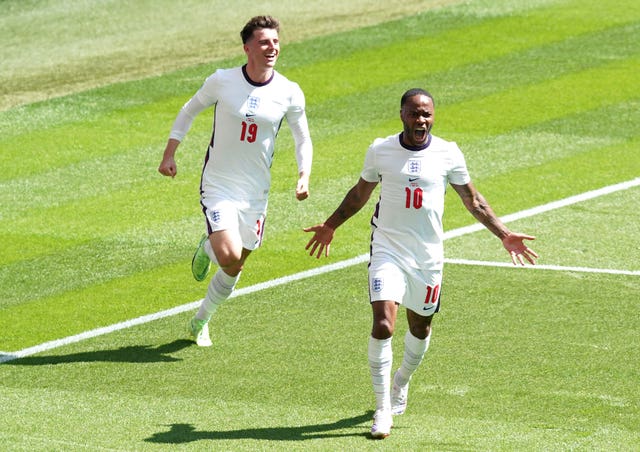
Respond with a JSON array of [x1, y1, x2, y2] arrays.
[[502, 233, 538, 265], [303, 224, 334, 258]]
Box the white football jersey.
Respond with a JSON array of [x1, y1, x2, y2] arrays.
[[361, 133, 471, 270], [187, 66, 310, 209]]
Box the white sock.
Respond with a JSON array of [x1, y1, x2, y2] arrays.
[[395, 331, 430, 387], [368, 336, 393, 412], [195, 269, 240, 322]]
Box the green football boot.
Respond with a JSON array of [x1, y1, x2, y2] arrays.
[[191, 234, 211, 282]]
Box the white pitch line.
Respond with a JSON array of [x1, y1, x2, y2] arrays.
[[1, 177, 638, 364], [445, 258, 640, 276], [443, 177, 640, 239]]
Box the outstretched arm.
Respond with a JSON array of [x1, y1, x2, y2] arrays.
[[451, 182, 538, 265], [304, 178, 378, 258]]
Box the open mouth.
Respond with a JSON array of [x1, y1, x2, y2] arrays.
[[414, 127, 427, 142]]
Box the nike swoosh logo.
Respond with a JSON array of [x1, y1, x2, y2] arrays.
[[409, 177, 419, 182], [245, 113, 256, 118]]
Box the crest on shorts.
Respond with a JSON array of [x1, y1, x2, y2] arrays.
[[372, 277, 383, 292], [208, 209, 221, 223]]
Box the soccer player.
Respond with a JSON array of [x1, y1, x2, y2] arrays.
[[304, 88, 537, 439], [158, 16, 313, 347]]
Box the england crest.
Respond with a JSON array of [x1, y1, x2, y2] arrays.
[[208, 209, 221, 224], [247, 95, 260, 110], [407, 159, 421, 175], [372, 277, 383, 293]]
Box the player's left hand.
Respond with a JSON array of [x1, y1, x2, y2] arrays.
[[303, 224, 334, 258], [502, 233, 538, 265], [296, 175, 310, 201]]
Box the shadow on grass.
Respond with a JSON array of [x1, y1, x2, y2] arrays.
[[3, 339, 192, 365], [145, 411, 374, 443]]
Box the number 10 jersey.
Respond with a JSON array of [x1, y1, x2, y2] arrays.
[[360, 133, 471, 271]]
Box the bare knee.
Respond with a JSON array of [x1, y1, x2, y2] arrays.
[[216, 252, 243, 270], [209, 231, 247, 270], [408, 323, 431, 340], [371, 301, 398, 340], [372, 319, 395, 339], [211, 238, 250, 273], [407, 310, 433, 340]]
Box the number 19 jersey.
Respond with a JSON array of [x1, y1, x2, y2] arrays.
[[195, 66, 308, 210], [360, 133, 471, 271]]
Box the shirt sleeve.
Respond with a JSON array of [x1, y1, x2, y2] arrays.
[[360, 139, 383, 183], [168, 95, 208, 142], [168, 72, 220, 142], [447, 142, 471, 185], [286, 83, 313, 175]]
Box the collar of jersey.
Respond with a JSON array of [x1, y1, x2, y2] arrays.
[[399, 132, 432, 152], [242, 64, 275, 87]]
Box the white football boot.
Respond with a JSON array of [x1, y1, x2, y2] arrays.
[[391, 371, 409, 415], [371, 409, 393, 439], [188, 317, 212, 347]]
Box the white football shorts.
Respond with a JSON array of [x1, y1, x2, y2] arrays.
[[201, 196, 266, 251], [368, 253, 442, 317]]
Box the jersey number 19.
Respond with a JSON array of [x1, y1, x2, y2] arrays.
[[240, 121, 258, 143]]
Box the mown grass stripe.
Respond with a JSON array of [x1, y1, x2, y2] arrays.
[[293, 0, 639, 104], [441, 58, 640, 136], [2, 178, 637, 362], [7, 256, 636, 363]]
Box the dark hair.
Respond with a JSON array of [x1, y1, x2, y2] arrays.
[[401, 88, 434, 107], [240, 16, 280, 44]]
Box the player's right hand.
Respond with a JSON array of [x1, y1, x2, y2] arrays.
[[158, 157, 177, 178]]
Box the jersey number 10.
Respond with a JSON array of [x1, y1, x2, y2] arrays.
[[405, 187, 424, 209]]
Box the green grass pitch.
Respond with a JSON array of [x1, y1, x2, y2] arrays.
[[1, 0, 639, 450]]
